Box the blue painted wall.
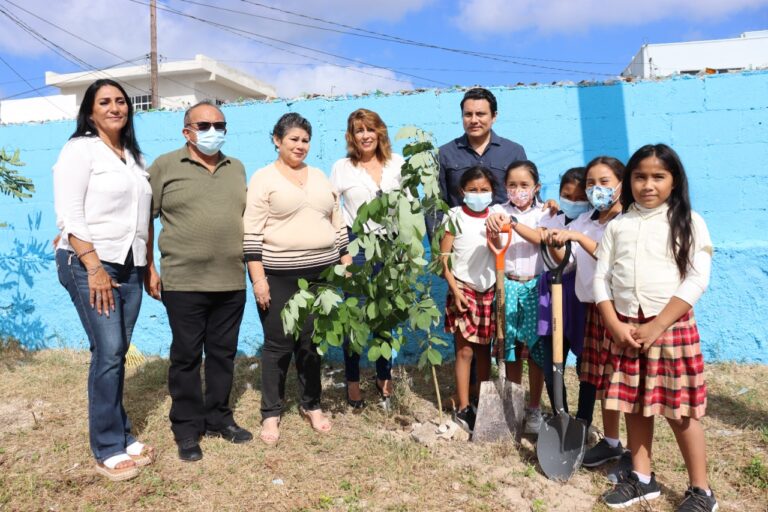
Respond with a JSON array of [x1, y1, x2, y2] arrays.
[[1, 71, 766, 363]]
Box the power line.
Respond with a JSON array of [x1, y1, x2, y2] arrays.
[[0, 54, 71, 116], [237, 0, 623, 70], [0, 0, 249, 104], [126, 0, 450, 87]]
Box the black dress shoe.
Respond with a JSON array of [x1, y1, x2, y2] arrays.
[[205, 424, 253, 444], [177, 438, 203, 462]]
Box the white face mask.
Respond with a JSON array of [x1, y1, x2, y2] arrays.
[[192, 126, 226, 155], [463, 192, 493, 212]]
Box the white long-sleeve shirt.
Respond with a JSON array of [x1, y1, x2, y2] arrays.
[[53, 137, 152, 265], [593, 203, 712, 316], [330, 154, 406, 233]]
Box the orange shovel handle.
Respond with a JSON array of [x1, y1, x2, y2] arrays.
[[487, 223, 513, 270]]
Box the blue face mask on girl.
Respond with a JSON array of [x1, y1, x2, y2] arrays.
[[463, 192, 493, 212], [559, 197, 590, 219], [586, 185, 618, 212]]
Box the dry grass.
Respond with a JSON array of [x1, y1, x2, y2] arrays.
[[0, 350, 766, 512]]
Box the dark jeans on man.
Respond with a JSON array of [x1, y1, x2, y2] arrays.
[[162, 290, 245, 442], [259, 272, 323, 420], [56, 249, 144, 463]]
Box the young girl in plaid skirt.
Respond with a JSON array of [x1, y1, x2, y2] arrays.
[[594, 144, 716, 511], [441, 166, 503, 433], [547, 157, 630, 477]]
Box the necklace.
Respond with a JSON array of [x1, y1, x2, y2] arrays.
[[101, 138, 125, 162], [277, 160, 307, 187]]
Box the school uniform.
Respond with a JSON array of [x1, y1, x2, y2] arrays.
[[499, 202, 547, 365], [443, 205, 502, 345], [593, 203, 712, 419]]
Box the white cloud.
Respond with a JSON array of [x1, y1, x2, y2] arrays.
[[453, 0, 768, 35], [270, 64, 412, 97], [0, 0, 431, 97]]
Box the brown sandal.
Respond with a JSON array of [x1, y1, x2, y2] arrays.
[[95, 456, 139, 482], [299, 407, 332, 434], [259, 417, 280, 446], [129, 444, 156, 467]]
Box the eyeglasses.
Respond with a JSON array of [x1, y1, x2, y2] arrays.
[[186, 121, 227, 132]]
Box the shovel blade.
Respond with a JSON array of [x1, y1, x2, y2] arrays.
[[473, 380, 525, 443], [536, 412, 587, 481]]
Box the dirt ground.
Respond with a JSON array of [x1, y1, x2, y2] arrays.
[[0, 349, 766, 511]]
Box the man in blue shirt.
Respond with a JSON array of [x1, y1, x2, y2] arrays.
[[438, 87, 527, 207]]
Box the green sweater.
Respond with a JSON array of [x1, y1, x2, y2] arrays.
[[148, 146, 246, 291]]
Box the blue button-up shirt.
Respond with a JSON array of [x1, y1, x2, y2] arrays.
[[438, 131, 527, 207]]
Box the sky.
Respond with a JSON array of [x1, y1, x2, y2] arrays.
[[0, 0, 767, 100]]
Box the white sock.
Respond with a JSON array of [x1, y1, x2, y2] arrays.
[[633, 471, 652, 484], [102, 453, 132, 469], [604, 436, 620, 448], [126, 441, 144, 456]]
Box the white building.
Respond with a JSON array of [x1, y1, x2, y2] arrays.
[[622, 30, 768, 79], [0, 54, 277, 124]]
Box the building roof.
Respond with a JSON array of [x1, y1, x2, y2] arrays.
[[45, 54, 277, 99]]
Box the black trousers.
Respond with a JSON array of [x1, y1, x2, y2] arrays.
[[259, 272, 322, 420], [163, 290, 246, 441]]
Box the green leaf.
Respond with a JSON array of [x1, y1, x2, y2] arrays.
[[366, 301, 378, 320], [380, 342, 392, 360], [395, 125, 419, 140], [297, 278, 309, 291], [426, 348, 442, 366], [367, 345, 382, 362]]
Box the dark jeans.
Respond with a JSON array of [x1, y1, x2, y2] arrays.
[[162, 290, 245, 441], [259, 272, 323, 420], [56, 249, 144, 463], [343, 228, 392, 383]]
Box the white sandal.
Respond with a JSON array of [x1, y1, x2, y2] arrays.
[[95, 453, 139, 482]]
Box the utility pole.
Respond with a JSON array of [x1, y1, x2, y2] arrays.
[[150, 0, 159, 109]]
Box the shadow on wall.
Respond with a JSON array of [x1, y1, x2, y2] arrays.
[[0, 211, 53, 349], [578, 82, 630, 163]]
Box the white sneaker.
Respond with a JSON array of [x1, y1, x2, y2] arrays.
[[524, 408, 543, 435]]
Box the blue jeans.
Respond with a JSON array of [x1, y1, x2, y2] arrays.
[[343, 228, 393, 383], [56, 249, 145, 462]]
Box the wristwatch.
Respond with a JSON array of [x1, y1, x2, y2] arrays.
[[509, 215, 519, 227]]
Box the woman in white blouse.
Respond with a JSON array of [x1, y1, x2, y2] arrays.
[[53, 79, 153, 481], [330, 109, 405, 409]]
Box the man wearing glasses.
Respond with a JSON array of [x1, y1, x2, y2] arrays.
[[146, 100, 252, 462]]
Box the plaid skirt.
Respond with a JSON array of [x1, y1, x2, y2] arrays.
[[579, 303, 609, 387], [599, 310, 707, 420], [445, 279, 495, 345]]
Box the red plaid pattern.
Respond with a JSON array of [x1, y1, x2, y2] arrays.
[[599, 310, 707, 419], [445, 280, 495, 345], [579, 303, 609, 388]]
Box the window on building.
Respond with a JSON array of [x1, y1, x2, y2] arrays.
[[132, 95, 152, 111]]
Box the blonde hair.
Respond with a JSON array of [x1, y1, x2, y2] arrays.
[[345, 109, 392, 165]]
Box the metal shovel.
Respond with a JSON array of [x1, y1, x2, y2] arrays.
[[473, 224, 526, 443], [536, 240, 586, 480]]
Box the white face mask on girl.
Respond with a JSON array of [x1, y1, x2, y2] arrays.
[[463, 192, 493, 212]]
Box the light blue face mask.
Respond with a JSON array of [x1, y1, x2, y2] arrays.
[[463, 192, 493, 212], [193, 126, 226, 155], [559, 197, 590, 219], [586, 185, 617, 212]]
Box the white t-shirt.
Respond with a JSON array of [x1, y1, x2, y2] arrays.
[[445, 205, 504, 291], [330, 154, 406, 233], [53, 137, 152, 265], [568, 209, 616, 303], [499, 202, 548, 277]]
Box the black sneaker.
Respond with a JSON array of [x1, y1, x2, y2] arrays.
[[454, 406, 476, 434], [177, 438, 203, 462], [583, 439, 625, 468], [676, 486, 718, 512], [607, 451, 633, 483], [205, 424, 253, 444], [602, 471, 661, 509]]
